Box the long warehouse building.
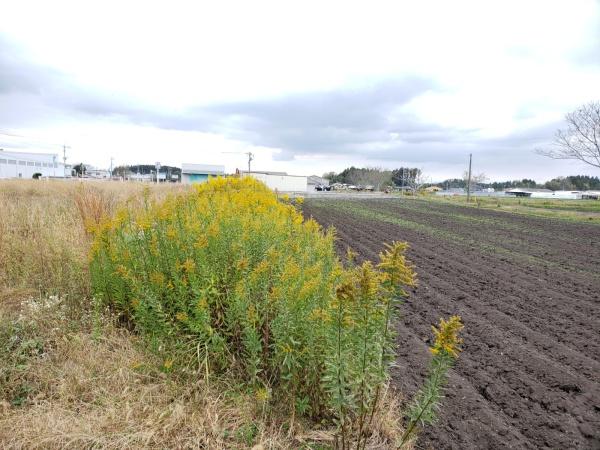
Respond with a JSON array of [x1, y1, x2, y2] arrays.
[[0, 150, 67, 179]]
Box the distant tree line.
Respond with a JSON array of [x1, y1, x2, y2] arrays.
[[435, 175, 600, 191], [324, 167, 600, 192], [323, 166, 421, 190]]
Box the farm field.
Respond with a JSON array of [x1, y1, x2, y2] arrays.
[[303, 197, 600, 449]]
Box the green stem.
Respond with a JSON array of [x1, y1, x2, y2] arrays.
[[355, 301, 370, 450], [365, 288, 396, 434]]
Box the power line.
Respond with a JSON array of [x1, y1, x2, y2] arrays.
[[0, 131, 66, 150]]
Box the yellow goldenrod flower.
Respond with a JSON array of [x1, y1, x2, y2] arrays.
[[255, 387, 270, 402], [136, 215, 151, 231], [194, 235, 208, 249], [335, 279, 356, 303], [150, 234, 159, 256], [310, 308, 331, 323], [237, 257, 249, 271], [175, 311, 188, 322], [166, 226, 177, 240], [163, 359, 174, 370], [197, 297, 208, 309], [247, 304, 257, 324], [280, 343, 293, 354], [377, 241, 416, 288], [430, 316, 464, 358], [180, 258, 196, 273], [343, 315, 356, 327], [358, 261, 380, 301], [149, 271, 165, 286], [207, 223, 219, 237], [115, 264, 129, 278]]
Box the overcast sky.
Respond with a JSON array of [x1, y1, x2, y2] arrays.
[[1, 0, 600, 181]]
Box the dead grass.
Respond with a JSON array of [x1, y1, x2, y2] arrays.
[[0, 297, 255, 449], [0, 295, 406, 449], [0, 179, 408, 449], [0, 179, 183, 299]]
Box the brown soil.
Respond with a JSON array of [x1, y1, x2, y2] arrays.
[[303, 198, 600, 450]]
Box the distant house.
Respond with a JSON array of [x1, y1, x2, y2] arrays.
[[181, 163, 225, 184]]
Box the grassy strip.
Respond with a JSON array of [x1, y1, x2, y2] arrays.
[[361, 199, 597, 248], [425, 195, 600, 224]]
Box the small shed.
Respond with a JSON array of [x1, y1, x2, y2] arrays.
[[181, 163, 225, 184]]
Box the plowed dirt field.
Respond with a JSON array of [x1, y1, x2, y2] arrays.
[[303, 198, 600, 450]]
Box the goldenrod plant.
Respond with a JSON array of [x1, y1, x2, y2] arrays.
[[89, 177, 420, 443], [3, 180, 465, 448], [399, 315, 464, 447]]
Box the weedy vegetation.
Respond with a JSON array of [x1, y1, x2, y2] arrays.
[[0, 179, 462, 449]]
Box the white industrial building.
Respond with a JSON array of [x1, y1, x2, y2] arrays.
[[0, 150, 67, 179], [242, 171, 308, 192]]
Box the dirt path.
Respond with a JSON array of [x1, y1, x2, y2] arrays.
[[303, 198, 600, 450]]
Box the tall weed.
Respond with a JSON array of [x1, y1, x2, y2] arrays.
[[89, 177, 417, 442]]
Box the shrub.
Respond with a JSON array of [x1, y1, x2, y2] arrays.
[[89, 177, 416, 439]]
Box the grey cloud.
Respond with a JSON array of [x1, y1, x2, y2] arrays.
[[0, 34, 573, 179], [1, 41, 442, 155], [203, 78, 439, 150]]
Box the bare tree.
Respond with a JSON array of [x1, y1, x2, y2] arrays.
[[537, 101, 600, 169], [462, 171, 487, 192], [366, 167, 393, 191], [406, 169, 429, 194], [347, 167, 392, 190]]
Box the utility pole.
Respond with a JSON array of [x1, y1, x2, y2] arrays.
[[247, 152, 253, 173], [221, 151, 254, 173], [109, 157, 114, 179], [63, 144, 71, 177], [466, 153, 472, 202]]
